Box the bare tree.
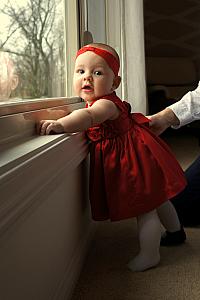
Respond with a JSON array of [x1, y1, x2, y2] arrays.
[[0, 0, 64, 98]]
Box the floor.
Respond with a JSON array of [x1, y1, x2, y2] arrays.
[[71, 130, 200, 300]]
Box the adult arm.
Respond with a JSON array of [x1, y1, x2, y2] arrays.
[[148, 81, 200, 135], [148, 108, 180, 136], [169, 81, 200, 128]]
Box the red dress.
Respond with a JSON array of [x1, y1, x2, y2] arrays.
[[86, 92, 187, 221]]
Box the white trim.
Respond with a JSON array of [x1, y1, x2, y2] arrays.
[[65, 0, 79, 96]]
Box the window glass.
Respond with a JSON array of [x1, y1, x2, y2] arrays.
[[0, 0, 66, 102]]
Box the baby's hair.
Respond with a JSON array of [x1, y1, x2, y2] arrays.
[[86, 43, 120, 65]]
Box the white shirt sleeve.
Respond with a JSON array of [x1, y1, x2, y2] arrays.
[[169, 81, 200, 128]]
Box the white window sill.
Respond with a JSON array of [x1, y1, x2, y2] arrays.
[[0, 97, 87, 177]]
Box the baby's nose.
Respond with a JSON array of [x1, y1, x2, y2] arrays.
[[84, 72, 92, 81]]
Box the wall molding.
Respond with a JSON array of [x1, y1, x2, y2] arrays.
[[0, 133, 89, 238]]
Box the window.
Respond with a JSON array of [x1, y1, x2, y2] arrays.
[[0, 0, 79, 103]]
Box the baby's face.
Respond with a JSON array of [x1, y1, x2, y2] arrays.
[[73, 51, 116, 103]]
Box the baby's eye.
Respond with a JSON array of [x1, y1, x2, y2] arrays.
[[94, 71, 102, 76], [77, 69, 84, 74]]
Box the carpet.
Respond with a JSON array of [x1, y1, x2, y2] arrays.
[[72, 219, 200, 300]]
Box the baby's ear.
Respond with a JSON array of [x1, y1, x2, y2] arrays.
[[112, 75, 121, 90]]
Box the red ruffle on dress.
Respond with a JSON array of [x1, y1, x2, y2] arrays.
[[85, 92, 187, 221]]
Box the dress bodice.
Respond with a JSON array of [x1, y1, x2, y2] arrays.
[[86, 92, 149, 141]]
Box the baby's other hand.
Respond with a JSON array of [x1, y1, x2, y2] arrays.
[[38, 120, 65, 135]]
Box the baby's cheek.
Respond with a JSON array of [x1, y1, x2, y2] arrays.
[[102, 80, 113, 92], [73, 83, 79, 95]]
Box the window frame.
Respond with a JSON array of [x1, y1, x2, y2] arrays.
[[0, 0, 80, 108], [64, 0, 80, 97], [0, 0, 87, 168]]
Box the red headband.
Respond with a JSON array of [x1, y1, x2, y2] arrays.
[[76, 46, 120, 76]]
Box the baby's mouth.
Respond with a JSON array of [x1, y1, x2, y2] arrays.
[[82, 84, 93, 91]]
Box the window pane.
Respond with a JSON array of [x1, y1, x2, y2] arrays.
[[0, 0, 66, 102]]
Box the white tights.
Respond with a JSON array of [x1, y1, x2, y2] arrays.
[[157, 201, 181, 232], [128, 201, 181, 272]]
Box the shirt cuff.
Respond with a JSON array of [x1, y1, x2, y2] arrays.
[[169, 101, 194, 129]]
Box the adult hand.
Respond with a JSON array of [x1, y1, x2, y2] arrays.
[[147, 108, 179, 136], [147, 113, 169, 136]]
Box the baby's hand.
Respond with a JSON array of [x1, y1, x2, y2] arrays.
[[38, 120, 65, 135]]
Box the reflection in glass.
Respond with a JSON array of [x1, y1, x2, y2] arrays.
[[0, 0, 65, 101], [0, 52, 19, 101]]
